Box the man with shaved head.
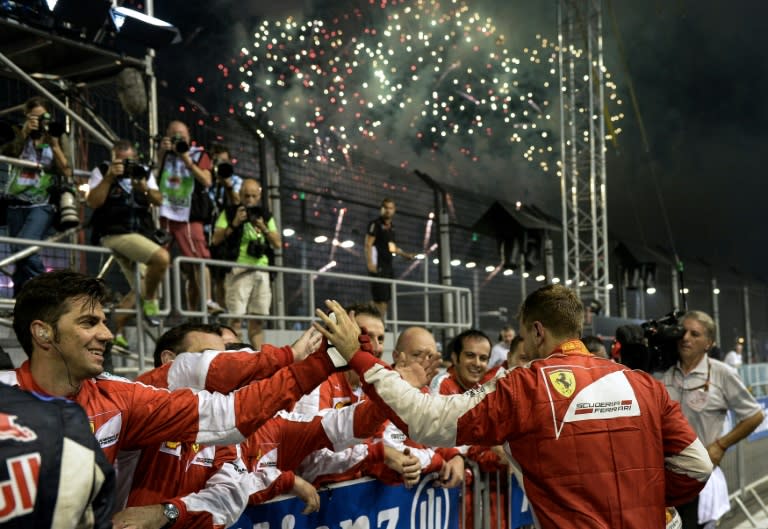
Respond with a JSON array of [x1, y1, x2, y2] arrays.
[[212, 178, 281, 348]]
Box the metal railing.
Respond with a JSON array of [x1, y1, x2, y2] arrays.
[[172, 255, 473, 340]]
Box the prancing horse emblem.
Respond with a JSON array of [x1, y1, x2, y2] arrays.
[[549, 369, 576, 398]]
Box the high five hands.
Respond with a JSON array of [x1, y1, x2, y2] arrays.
[[312, 300, 363, 362]]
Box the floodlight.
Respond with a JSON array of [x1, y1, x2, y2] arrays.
[[110, 6, 181, 50]]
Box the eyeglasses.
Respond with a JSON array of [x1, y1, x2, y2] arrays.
[[676, 358, 711, 392]]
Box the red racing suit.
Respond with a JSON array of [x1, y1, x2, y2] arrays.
[[0, 346, 339, 465], [123, 350, 299, 529], [292, 369, 451, 485], [126, 354, 386, 527], [437, 369, 509, 529], [348, 339, 713, 529]]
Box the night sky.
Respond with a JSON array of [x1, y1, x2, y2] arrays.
[[153, 0, 768, 282]]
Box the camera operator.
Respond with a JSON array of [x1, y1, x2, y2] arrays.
[[156, 120, 223, 314], [661, 310, 764, 529], [1, 96, 72, 295], [87, 140, 170, 349], [211, 178, 280, 348]]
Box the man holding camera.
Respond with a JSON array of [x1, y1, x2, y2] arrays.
[[208, 144, 241, 308], [212, 178, 280, 348], [87, 139, 170, 348], [157, 120, 223, 314]]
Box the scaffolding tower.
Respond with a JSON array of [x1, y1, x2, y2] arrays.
[[557, 0, 611, 315]]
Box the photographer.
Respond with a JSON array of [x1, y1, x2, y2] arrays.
[[87, 140, 169, 349], [661, 310, 764, 529], [156, 120, 223, 314], [211, 178, 280, 348], [2, 96, 72, 295], [209, 143, 241, 211], [208, 144, 241, 308]]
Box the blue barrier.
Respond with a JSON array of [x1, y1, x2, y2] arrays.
[[233, 474, 460, 529], [509, 475, 533, 528]]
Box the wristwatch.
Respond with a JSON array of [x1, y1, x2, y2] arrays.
[[162, 502, 180, 525]]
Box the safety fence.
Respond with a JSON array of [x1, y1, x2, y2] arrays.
[[720, 394, 768, 527]]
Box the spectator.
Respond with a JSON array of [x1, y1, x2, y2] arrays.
[[723, 340, 744, 370], [662, 311, 764, 529], [86, 139, 169, 349], [2, 96, 72, 295], [489, 324, 516, 368], [0, 381, 115, 529], [582, 334, 609, 359], [212, 178, 280, 348], [317, 285, 713, 529], [364, 198, 414, 318], [156, 120, 223, 314]]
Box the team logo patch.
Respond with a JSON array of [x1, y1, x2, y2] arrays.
[[549, 369, 576, 397]]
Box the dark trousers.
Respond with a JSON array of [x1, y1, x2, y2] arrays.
[[677, 496, 704, 529]]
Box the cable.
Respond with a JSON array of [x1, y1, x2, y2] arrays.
[[50, 339, 81, 395], [606, 0, 685, 306]]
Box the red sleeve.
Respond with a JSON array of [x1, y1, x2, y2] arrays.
[[135, 364, 171, 388], [205, 346, 294, 394], [120, 350, 337, 449], [248, 471, 295, 505], [464, 445, 505, 472], [364, 445, 444, 485], [435, 447, 461, 461]]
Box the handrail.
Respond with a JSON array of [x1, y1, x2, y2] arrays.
[[171, 255, 474, 338], [0, 228, 81, 271]]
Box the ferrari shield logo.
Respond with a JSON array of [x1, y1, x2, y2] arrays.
[[549, 369, 576, 398]]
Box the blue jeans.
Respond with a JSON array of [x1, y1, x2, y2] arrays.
[[7, 204, 55, 296]]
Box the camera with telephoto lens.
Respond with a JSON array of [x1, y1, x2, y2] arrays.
[[171, 134, 189, 154], [214, 161, 234, 181], [615, 311, 685, 373], [29, 113, 65, 140], [121, 159, 148, 180], [57, 186, 80, 230]]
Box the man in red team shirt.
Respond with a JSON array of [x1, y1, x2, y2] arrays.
[[315, 285, 713, 529], [0, 270, 347, 525]]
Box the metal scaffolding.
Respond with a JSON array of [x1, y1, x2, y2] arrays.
[[557, 0, 611, 315]]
